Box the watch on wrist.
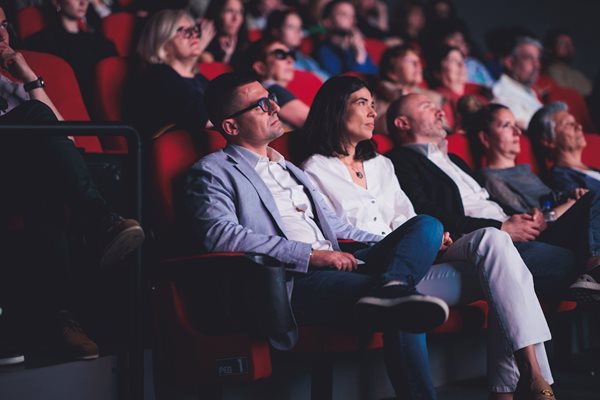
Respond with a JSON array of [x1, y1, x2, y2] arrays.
[[23, 76, 45, 92]]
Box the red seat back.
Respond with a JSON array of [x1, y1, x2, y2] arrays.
[[446, 133, 475, 169], [94, 56, 130, 151], [364, 37, 387, 65], [372, 133, 394, 155], [515, 135, 539, 173], [198, 62, 233, 80], [583, 133, 600, 169], [101, 12, 138, 57], [20, 50, 103, 153], [248, 28, 262, 42], [16, 6, 47, 40], [286, 69, 323, 106]]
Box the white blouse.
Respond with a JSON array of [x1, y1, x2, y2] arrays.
[[302, 154, 416, 236]]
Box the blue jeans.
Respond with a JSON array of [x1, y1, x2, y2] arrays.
[[291, 215, 443, 399]]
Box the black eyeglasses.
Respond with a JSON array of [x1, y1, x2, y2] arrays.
[[176, 25, 200, 39], [225, 93, 279, 119], [269, 49, 296, 61]]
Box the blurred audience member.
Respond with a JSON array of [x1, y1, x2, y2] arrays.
[[544, 28, 592, 97], [265, 9, 329, 81], [246, 0, 285, 30], [132, 8, 214, 137], [241, 38, 309, 129], [315, 0, 377, 76], [492, 36, 543, 129], [201, 0, 247, 65], [391, 0, 425, 46], [24, 0, 118, 115], [374, 44, 443, 134]]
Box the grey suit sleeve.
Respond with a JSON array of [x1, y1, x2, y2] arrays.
[[185, 161, 312, 274]]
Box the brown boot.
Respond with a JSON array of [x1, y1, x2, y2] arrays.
[[99, 216, 145, 268], [54, 311, 99, 360]]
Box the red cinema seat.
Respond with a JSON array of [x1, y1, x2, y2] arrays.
[[447, 133, 475, 170], [364, 37, 387, 65], [198, 62, 233, 80], [15, 6, 46, 40], [583, 133, 600, 169], [287, 69, 323, 106], [372, 133, 394, 155], [101, 12, 139, 57], [515, 135, 539, 173], [150, 127, 295, 390], [19, 50, 103, 153], [94, 56, 130, 151]]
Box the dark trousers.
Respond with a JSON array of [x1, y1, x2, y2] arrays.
[[0, 100, 109, 320], [292, 215, 444, 400]]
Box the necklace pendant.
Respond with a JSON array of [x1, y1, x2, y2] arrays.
[[355, 171, 364, 179]]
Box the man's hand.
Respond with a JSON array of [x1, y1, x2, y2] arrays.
[[440, 231, 453, 251], [529, 208, 548, 232], [573, 187, 589, 199], [501, 213, 541, 242], [0, 43, 36, 82], [309, 250, 358, 272]]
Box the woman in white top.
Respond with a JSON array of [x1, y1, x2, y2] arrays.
[[301, 75, 557, 400]]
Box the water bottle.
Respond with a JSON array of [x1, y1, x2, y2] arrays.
[[542, 200, 557, 222]]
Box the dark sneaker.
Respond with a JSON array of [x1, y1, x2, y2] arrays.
[[53, 311, 99, 360], [0, 342, 24, 366], [569, 268, 600, 306], [99, 216, 145, 268], [355, 284, 449, 333]]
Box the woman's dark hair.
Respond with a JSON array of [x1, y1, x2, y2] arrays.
[[427, 44, 461, 81], [458, 98, 508, 168], [303, 75, 377, 162], [204, 0, 248, 44], [265, 9, 299, 40]]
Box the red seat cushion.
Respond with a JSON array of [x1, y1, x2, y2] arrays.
[[286, 69, 323, 106]]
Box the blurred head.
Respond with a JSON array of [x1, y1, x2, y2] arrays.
[[380, 45, 423, 87], [0, 6, 11, 45], [266, 9, 303, 49], [53, 0, 89, 21], [387, 93, 447, 145], [430, 45, 467, 89], [137, 9, 200, 65], [544, 28, 575, 63], [205, 72, 283, 145], [246, 39, 296, 85], [304, 75, 377, 160], [395, 1, 425, 37], [504, 36, 542, 86], [206, 0, 244, 37], [529, 102, 585, 157], [322, 0, 356, 32]]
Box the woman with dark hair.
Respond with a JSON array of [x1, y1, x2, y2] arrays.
[[201, 0, 247, 65], [265, 8, 329, 81], [302, 75, 559, 400], [466, 102, 600, 305], [429, 44, 491, 132]]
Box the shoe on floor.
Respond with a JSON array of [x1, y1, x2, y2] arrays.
[[0, 342, 24, 366], [53, 311, 99, 360], [99, 216, 145, 268], [355, 284, 449, 333], [569, 271, 600, 307]]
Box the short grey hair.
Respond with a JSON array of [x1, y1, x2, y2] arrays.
[[137, 9, 195, 64], [528, 101, 568, 143], [511, 36, 543, 57]]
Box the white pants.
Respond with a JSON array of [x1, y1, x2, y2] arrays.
[[415, 227, 553, 393]]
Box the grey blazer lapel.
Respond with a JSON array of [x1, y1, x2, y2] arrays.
[[223, 146, 289, 236]]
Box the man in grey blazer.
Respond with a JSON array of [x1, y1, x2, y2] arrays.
[[185, 73, 449, 398]]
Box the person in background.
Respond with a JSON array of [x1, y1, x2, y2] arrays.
[[429, 44, 491, 132], [391, 0, 425, 47], [265, 8, 329, 81], [24, 0, 118, 115], [543, 28, 593, 97], [241, 38, 309, 129], [245, 0, 284, 31], [492, 36, 543, 129], [315, 0, 377, 76], [132, 8, 215, 138], [373, 44, 443, 134], [200, 0, 247, 66]]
